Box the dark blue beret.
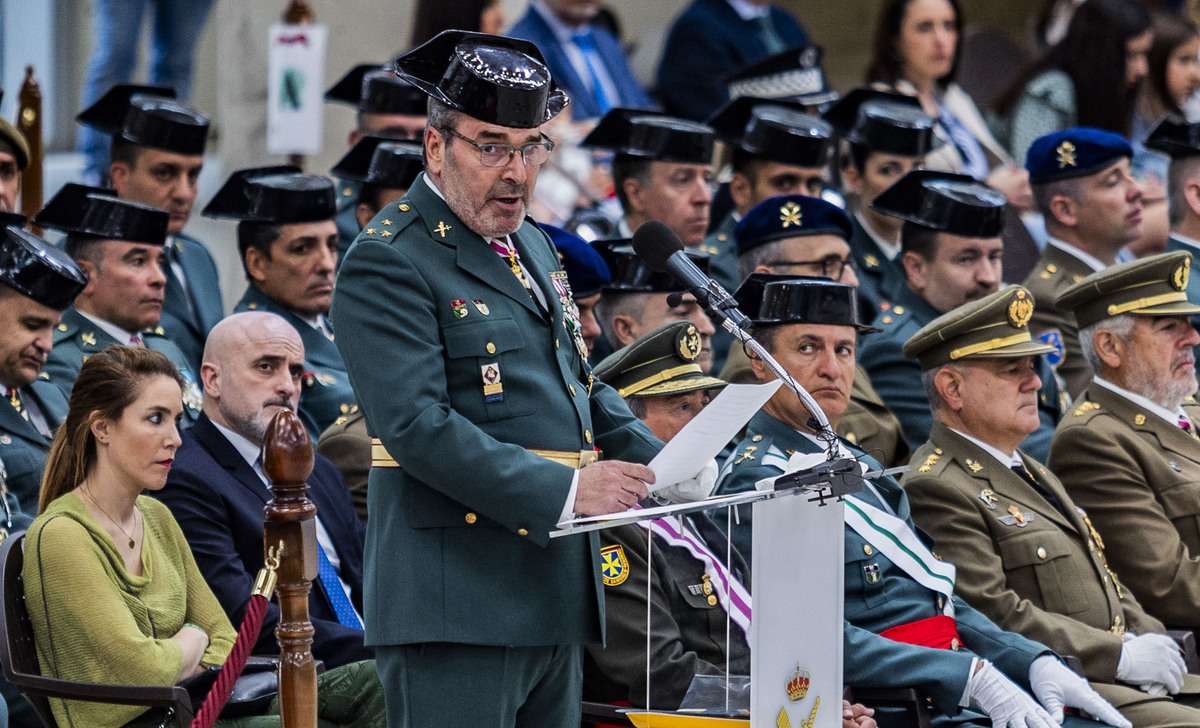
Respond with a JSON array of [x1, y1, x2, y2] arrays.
[[1025, 127, 1132, 184], [543, 224, 611, 298], [735, 194, 851, 255]]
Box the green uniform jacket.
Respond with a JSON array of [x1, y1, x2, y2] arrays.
[[160, 233, 225, 376], [0, 377, 66, 515], [716, 409, 1050, 718], [334, 178, 362, 273], [848, 214, 903, 324], [1022, 243, 1094, 399], [1049, 383, 1200, 628], [719, 345, 909, 467], [583, 514, 751, 710], [859, 286, 1063, 462], [44, 308, 203, 428], [330, 173, 662, 648], [906, 422, 1160, 681], [700, 211, 740, 375], [234, 285, 356, 441], [316, 407, 369, 524]]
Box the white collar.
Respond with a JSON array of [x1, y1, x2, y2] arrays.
[[75, 309, 142, 346], [209, 419, 264, 471], [1094, 376, 1186, 427], [1172, 233, 1200, 251], [1047, 237, 1106, 273], [532, 0, 586, 39], [949, 427, 1021, 468], [854, 211, 900, 261], [726, 0, 770, 20]]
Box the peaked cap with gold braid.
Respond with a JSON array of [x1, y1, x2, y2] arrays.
[[902, 286, 1057, 370]]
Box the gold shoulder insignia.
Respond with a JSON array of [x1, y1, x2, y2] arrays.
[[917, 452, 940, 473], [733, 445, 758, 465], [1134, 414, 1146, 425], [1073, 401, 1101, 417]]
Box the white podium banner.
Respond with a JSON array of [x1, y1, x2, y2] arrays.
[[266, 23, 327, 155]]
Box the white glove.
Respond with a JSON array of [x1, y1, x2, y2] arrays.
[[1029, 655, 1131, 728], [966, 660, 1058, 728], [654, 459, 718, 503], [1116, 633, 1186, 695]]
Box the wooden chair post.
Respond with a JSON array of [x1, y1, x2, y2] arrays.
[[17, 66, 42, 229], [282, 0, 313, 171], [262, 409, 318, 727]]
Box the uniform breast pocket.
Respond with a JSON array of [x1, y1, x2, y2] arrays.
[[998, 530, 1084, 615], [844, 535, 887, 610], [442, 319, 532, 423], [1157, 479, 1200, 554]]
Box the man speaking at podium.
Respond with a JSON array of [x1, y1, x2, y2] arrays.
[[716, 274, 1129, 728]]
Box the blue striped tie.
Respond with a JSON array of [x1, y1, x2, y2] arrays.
[[573, 31, 615, 114], [315, 544, 363, 629]]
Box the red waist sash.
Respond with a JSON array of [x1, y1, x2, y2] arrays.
[[880, 615, 962, 650]]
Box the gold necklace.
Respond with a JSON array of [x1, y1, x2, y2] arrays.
[[79, 486, 140, 549]]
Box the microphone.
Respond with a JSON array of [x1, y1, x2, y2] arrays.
[[631, 221, 750, 330]]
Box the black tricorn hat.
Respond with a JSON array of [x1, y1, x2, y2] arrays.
[[0, 212, 26, 229], [34, 184, 168, 245], [76, 84, 209, 156], [203, 166, 337, 224], [725, 44, 839, 107], [394, 30, 569, 128], [871, 170, 1006, 238], [331, 135, 424, 188], [1146, 116, 1200, 159], [581, 108, 715, 165], [735, 273, 877, 333], [0, 225, 88, 310], [822, 87, 934, 158], [707, 96, 832, 167], [597, 240, 711, 293], [325, 63, 429, 116]]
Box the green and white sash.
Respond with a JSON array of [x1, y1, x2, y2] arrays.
[[844, 494, 956, 617]]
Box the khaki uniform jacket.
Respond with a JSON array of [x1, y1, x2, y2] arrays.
[[906, 422, 1160, 682], [316, 407, 369, 524], [1049, 383, 1200, 628], [1022, 243, 1095, 399], [719, 347, 909, 468]]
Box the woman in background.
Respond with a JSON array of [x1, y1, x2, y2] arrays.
[[24, 347, 384, 728]]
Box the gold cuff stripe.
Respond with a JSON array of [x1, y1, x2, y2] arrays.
[[1106, 291, 1189, 316], [618, 364, 705, 398], [371, 439, 599, 469], [949, 332, 1032, 360]]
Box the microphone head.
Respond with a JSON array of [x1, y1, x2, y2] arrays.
[[631, 220, 684, 273]]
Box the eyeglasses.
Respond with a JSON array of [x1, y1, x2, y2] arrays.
[[768, 256, 856, 281], [442, 127, 556, 167]]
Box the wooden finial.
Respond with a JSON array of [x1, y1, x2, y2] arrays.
[[17, 65, 42, 227]]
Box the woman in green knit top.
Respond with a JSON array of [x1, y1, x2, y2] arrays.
[[22, 347, 385, 728]]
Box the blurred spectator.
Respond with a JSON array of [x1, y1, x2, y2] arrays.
[[508, 0, 654, 121], [75, 0, 218, 185], [657, 0, 810, 122], [1134, 13, 1200, 182], [994, 0, 1153, 164], [409, 0, 506, 48]]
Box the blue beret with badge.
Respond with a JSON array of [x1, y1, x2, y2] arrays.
[[543, 224, 610, 298], [1025, 127, 1132, 184], [735, 194, 852, 255]]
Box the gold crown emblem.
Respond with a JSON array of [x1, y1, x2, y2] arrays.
[[1008, 290, 1033, 328], [1056, 141, 1076, 169], [780, 201, 803, 228], [786, 664, 810, 702], [1173, 260, 1190, 292]]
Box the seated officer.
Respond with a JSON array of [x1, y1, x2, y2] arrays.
[[77, 84, 222, 376], [1048, 252, 1200, 633], [822, 88, 935, 321], [581, 108, 716, 246], [35, 185, 203, 427], [715, 276, 1130, 728], [330, 135, 423, 235], [723, 195, 909, 467], [325, 63, 429, 266], [858, 170, 1063, 461], [1022, 128, 1144, 398], [203, 166, 353, 441], [594, 243, 717, 372], [903, 286, 1200, 727], [0, 107, 29, 213], [1148, 118, 1200, 359], [703, 96, 834, 293]]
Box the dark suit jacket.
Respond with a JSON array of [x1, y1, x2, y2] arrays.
[[507, 5, 653, 121], [657, 0, 808, 121], [154, 413, 371, 667], [160, 233, 225, 376]]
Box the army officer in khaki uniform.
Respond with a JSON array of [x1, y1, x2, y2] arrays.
[[1048, 252, 1200, 633], [904, 285, 1200, 726]]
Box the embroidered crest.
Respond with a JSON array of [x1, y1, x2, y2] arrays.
[[677, 324, 701, 361], [862, 563, 880, 585], [1056, 141, 1076, 168], [1037, 330, 1064, 368], [434, 221, 452, 238], [1008, 290, 1033, 328], [600, 545, 629, 586], [864, 254, 879, 269], [779, 201, 803, 228], [1174, 260, 1190, 291]]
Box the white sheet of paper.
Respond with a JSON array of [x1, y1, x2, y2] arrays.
[[646, 380, 783, 492]]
